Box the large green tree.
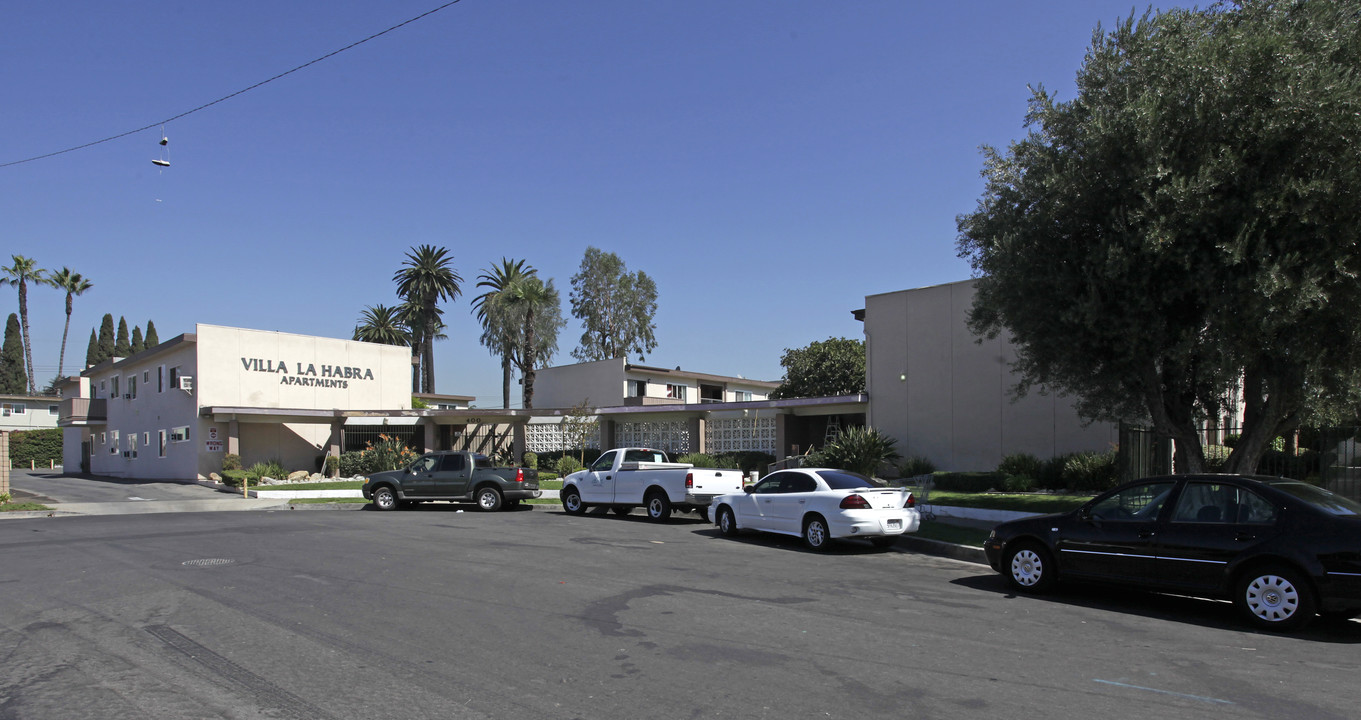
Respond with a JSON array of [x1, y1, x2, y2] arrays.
[[131, 326, 144, 354], [353, 305, 411, 346], [473, 259, 535, 409], [500, 275, 565, 409], [0, 314, 27, 394], [144, 320, 159, 347], [956, 0, 1361, 473], [568, 247, 658, 362], [393, 245, 462, 393], [114, 317, 131, 357], [50, 268, 92, 380], [769, 337, 866, 399], [96, 314, 115, 364], [84, 329, 99, 369], [0, 255, 50, 394]]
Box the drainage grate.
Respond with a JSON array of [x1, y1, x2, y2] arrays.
[[182, 558, 235, 567]]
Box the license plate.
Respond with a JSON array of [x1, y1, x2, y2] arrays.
[[887, 519, 902, 528]]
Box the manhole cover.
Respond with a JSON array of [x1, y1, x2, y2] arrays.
[[182, 558, 235, 567]]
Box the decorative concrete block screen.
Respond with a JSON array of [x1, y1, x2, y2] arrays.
[[706, 417, 776, 455], [526, 421, 599, 454], [617, 421, 691, 455]]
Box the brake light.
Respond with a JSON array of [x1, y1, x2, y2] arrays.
[[905, 492, 915, 508], [685, 472, 693, 489], [840, 494, 872, 509], [514, 468, 524, 483]]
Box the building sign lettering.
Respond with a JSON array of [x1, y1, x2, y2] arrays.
[[240, 358, 376, 389]]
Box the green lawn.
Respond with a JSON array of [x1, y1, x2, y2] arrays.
[[0, 502, 51, 512], [914, 489, 1091, 514]]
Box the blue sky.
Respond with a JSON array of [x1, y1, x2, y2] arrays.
[[2, 1, 1183, 407]]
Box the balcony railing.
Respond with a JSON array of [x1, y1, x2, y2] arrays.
[[60, 397, 107, 425]]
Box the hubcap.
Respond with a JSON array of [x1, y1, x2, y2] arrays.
[[565, 494, 580, 511], [480, 492, 496, 509], [649, 499, 663, 516], [807, 522, 826, 546], [1011, 549, 1043, 587], [1246, 574, 1299, 622]]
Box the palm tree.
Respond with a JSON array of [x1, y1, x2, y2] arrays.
[[473, 259, 534, 408], [353, 304, 410, 346], [393, 245, 461, 393], [50, 268, 93, 379], [0, 256, 51, 394], [502, 276, 565, 409]]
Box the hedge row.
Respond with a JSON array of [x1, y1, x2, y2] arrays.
[[8, 428, 62, 468]]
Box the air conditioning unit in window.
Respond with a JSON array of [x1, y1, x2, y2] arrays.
[[178, 376, 194, 393], [124, 394, 131, 399]]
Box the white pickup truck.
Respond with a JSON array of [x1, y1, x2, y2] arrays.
[[559, 447, 745, 521]]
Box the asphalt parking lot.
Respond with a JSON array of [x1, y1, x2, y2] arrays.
[[1, 496, 1357, 720]]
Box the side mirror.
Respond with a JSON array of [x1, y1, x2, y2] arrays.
[[743, 485, 755, 494]]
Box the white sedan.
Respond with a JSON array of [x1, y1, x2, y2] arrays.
[[709, 468, 920, 550]]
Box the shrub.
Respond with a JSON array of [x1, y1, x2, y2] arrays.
[[324, 455, 340, 476], [0, 492, 12, 504], [678, 452, 734, 468], [931, 472, 1005, 493], [220, 469, 251, 487], [1203, 444, 1232, 473], [555, 455, 584, 476], [1061, 451, 1118, 492], [998, 453, 1043, 479], [9, 428, 61, 468], [245, 460, 288, 482], [899, 455, 937, 477], [337, 451, 367, 477], [222, 453, 242, 471], [817, 426, 901, 477], [713, 451, 775, 473], [1000, 475, 1036, 492], [522, 451, 538, 470], [1036, 455, 1070, 491], [362, 434, 418, 473]]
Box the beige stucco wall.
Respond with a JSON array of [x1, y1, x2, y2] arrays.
[[195, 324, 412, 411], [865, 280, 1116, 472], [532, 358, 628, 409]]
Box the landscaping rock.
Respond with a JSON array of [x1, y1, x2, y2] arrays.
[[287, 470, 310, 482], [209, 472, 222, 483]]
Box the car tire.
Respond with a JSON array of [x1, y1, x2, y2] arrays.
[[1236, 564, 1316, 631], [1003, 541, 1056, 593], [612, 506, 632, 516], [475, 486, 503, 512], [696, 507, 709, 523], [803, 514, 831, 551], [372, 486, 398, 511], [645, 491, 672, 522], [717, 506, 739, 537], [870, 536, 897, 550], [562, 488, 586, 515]]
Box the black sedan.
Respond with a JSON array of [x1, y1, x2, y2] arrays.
[[983, 474, 1361, 631]]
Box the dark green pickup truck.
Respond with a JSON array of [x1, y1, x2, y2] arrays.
[[362, 451, 540, 511]]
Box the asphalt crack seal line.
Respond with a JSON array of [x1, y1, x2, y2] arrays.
[[145, 624, 335, 720], [1093, 679, 1234, 705]]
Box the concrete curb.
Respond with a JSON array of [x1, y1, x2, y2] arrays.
[[895, 535, 988, 565]]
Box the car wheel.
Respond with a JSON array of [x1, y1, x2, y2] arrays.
[[870, 536, 897, 550], [717, 506, 739, 537], [803, 514, 831, 551], [372, 486, 398, 511], [1004, 542, 1056, 593], [561, 488, 586, 515], [612, 506, 632, 516], [645, 492, 672, 521], [475, 486, 503, 512], [1236, 565, 1317, 631]]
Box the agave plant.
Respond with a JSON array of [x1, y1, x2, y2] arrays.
[[817, 425, 902, 478]]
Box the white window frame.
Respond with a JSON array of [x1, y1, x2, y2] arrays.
[[170, 426, 190, 443], [158, 430, 167, 458], [110, 430, 120, 454], [48, 405, 59, 415], [128, 375, 137, 399], [666, 384, 687, 401]]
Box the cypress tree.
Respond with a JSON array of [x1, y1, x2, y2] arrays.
[[145, 320, 159, 347], [131, 326, 144, 354], [0, 314, 28, 394], [85, 328, 99, 368], [115, 317, 131, 357], [97, 314, 115, 362]]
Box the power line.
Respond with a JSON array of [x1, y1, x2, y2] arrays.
[[0, 0, 465, 169]]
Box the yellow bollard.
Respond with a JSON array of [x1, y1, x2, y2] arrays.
[[243, 477, 249, 499]]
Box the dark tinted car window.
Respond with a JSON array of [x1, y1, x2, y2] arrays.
[[440, 454, 465, 472], [786, 474, 818, 493], [1269, 481, 1361, 516], [1089, 482, 1175, 521], [1171, 483, 1279, 524], [752, 474, 787, 494], [412, 455, 440, 473], [472, 454, 494, 470], [817, 470, 883, 490], [591, 451, 616, 472]]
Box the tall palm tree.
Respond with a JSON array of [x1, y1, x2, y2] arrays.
[[0, 256, 51, 394], [50, 268, 93, 379], [393, 245, 461, 393], [353, 304, 410, 346], [473, 258, 534, 408], [502, 276, 565, 409]]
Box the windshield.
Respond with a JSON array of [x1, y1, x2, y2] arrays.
[[1268, 481, 1361, 516], [816, 470, 886, 490]]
